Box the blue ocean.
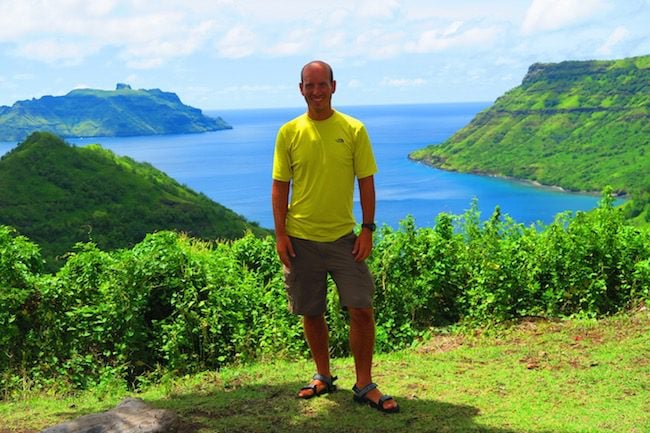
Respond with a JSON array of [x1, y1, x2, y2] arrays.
[[0, 102, 604, 230]]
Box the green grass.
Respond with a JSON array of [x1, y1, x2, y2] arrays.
[[2, 310, 649, 433]]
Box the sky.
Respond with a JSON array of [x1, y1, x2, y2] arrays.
[[1, 0, 649, 111]]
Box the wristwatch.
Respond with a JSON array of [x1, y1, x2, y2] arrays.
[[361, 222, 377, 232]]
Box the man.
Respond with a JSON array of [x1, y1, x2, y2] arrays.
[[271, 60, 399, 413]]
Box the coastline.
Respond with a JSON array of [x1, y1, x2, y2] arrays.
[[408, 154, 626, 199]]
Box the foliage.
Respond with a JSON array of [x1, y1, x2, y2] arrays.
[[1, 192, 649, 395], [0, 85, 231, 141], [0, 132, 270, 271], [409, 54, 650, 224]]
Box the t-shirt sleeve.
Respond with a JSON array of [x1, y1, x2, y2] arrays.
[[272, 127, 292, 182], [353, 125, 378, 179]]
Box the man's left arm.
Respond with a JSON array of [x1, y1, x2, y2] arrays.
[[353, 175, 376, 262]]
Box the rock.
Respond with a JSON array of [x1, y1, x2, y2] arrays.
[[39, 398, 178, 433]]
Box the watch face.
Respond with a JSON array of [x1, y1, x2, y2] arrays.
[[363, 223, 376, 232]]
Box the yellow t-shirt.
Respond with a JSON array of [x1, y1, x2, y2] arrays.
[[272, 111, 378, 242]]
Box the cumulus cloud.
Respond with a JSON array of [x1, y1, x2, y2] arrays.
[[522, 0, 610, 34]]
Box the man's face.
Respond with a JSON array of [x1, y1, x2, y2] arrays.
[[300, 64, 336, 119]]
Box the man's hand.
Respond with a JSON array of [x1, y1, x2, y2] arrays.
[[275, 234, 295, 268], [352, 229, 373, 262]]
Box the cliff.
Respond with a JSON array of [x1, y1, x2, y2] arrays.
[[410, 55, 650, 198]]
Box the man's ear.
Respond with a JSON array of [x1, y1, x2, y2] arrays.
[[331, 80, 336, 94]]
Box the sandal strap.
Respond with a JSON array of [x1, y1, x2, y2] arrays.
[[378, 394, 394, 406], [300, 384, 317, 393], [353, 382, 377, 399], [312, 374, 337, 389]]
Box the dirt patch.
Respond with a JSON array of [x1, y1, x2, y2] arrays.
[[416, 334, 464, 354]]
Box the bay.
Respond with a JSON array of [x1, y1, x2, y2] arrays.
[[0, 102, 603, 230]]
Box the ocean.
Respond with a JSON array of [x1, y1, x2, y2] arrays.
[[0, 102, 603, 230]]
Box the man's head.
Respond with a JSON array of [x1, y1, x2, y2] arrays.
[[300, 60, 336, 121]]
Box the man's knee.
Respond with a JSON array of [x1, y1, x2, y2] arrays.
[[348, 307, 374, 325]]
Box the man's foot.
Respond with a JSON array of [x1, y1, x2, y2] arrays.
[[298, 374, 337, 399], [352, 383, 400, 413]]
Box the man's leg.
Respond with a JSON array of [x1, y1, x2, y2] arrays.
[[298, 313, 333, 398], [348, 307, 398, 411]]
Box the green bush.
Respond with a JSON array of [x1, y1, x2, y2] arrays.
[[0, 226, 42, 380], [1, 191, 649, 394]]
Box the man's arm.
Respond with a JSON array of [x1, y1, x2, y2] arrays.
[[353, 175, 376, 262], [271, 179, 295, 268]]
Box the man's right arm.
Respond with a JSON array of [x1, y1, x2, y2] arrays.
[[271, 179, 295, 268]]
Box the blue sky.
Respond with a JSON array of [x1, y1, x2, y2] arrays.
[[1, 0, 649, 110]]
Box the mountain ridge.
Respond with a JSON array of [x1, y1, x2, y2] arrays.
[[0, 131, 269, 271]]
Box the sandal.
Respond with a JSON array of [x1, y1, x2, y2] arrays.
[[298, 374, 338, 399], [352, 383, 400, 413]]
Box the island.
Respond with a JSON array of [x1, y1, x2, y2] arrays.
[[0, 84, 231, 141]]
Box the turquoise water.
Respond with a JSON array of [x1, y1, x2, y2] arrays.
[[0, 102, 603, 230]]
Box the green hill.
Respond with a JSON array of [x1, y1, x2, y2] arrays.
[[0, 84, 231, 141], [410, 54, 650, 222], [0, 131, 269, 270]]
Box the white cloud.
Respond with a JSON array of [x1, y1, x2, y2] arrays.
[[0, 0, 649, 109], [347, 79, 363, 89], [118, 19, 216, 68], [380, 77, 427, 88], [406, 24, 501, 53], [217, 26, 258, 58], [597, 26, 632, 55], [353, 29, 405, 59], [16, 39, 97, 64], [267, 29, 313, 57], [356, 0, 400, 19], [522, 0, 610, 34]]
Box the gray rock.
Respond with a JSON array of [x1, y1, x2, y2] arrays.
[[40, 398, 178, 433]]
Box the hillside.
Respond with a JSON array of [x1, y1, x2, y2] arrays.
[[409, 54, 650, 221], [0, 84, 231, 141], [0, 132, 269, 270]]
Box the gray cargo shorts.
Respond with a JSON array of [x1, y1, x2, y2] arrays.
[[283, 232, 375, 316]]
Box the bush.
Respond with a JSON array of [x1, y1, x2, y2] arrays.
[[1, 191, 649, 394]]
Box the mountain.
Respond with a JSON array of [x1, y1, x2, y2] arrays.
[[0, 132, 269, 271], [0, 84, 231, 141], [409, 54, 650, 221]]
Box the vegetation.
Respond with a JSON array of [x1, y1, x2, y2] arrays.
[[0, 84, 231, 141], [409, 54, 650, 225], [2, 310, 648, 432], [0, 132, 269, 271], [1, 192, 648, 400]]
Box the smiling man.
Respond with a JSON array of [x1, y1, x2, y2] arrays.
[[271, 60, 399, 413]]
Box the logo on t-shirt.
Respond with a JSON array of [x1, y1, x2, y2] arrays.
[[335, 138, 345, 143]]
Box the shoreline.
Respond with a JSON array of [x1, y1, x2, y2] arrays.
[[408, 155, 628, 199]]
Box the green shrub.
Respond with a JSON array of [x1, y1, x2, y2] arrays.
[[1, 191, 649, 394]]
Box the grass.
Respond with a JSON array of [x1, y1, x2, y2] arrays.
[[1, 309, 649, 433]]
